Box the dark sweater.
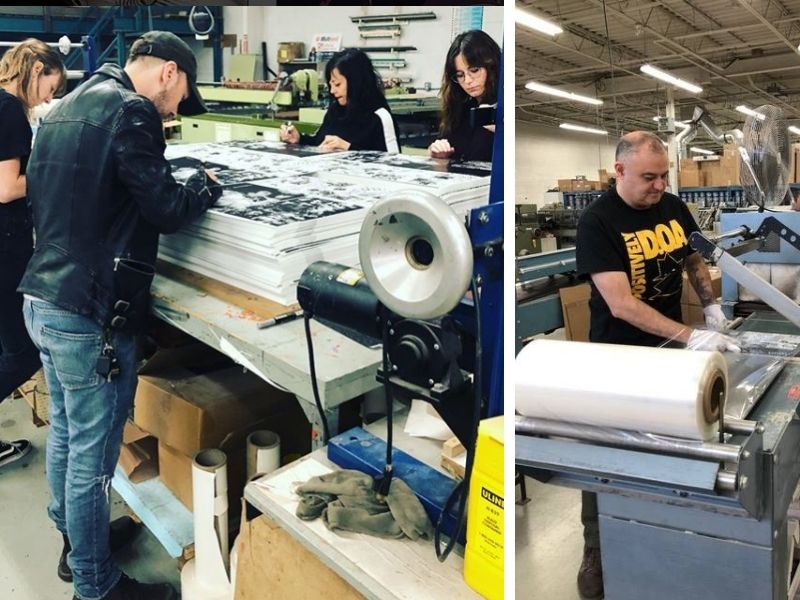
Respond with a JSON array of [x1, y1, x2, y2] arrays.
[[300, 105, 399, 151], [442, 97, 494, 162]]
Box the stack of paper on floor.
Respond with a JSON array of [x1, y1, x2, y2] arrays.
[[161, 141, 492, 305]]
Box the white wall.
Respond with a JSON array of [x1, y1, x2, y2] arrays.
[[219, 6, 503, 90], [516, 120, 618, 206]]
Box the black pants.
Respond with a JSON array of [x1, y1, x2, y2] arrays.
[[0, 211, 40, 401]]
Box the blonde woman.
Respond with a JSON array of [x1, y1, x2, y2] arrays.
[[0, 38, 65, 467]]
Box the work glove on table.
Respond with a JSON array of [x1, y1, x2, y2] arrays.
[[294, 469, 433, 540], [385, 477, 434, 541], [687, 329, 741, 353], [703, 304, 730, 331]]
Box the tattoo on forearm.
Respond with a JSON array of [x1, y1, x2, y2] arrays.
[[687, 262, 715, 307]]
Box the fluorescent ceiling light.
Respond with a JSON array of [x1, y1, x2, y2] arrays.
[[525, 81, 603, 105], [640, 64, 703, 94], [735, 105, 766, 121], [690, 147, 714, 155], [560, 123, 608, 135], [651, 116, 690, 130], [789, 126, 800, 135], [515, 8, 562, 36]]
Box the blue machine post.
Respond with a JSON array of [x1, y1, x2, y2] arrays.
[[475, 45, 503, 417], [81, 35, 97, 76]]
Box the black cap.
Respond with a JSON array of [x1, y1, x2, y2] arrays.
[[129, 31, 206, 116]]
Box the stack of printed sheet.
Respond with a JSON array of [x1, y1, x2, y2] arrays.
[[162, 140, 492, 305]]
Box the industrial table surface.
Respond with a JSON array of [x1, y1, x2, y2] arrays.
[[244, 415, 481, 600], [149, 269, 382, 446]]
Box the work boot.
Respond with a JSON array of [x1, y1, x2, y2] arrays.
[[577, 545, 604, 599], [72, 573, 176, 600], [58, 516, 140, 582]]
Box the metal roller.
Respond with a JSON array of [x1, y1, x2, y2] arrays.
[[358, 190, 473, 319], [515, 415, 742, 464]]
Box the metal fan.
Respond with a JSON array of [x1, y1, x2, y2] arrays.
[[738, 105, 792, 210]]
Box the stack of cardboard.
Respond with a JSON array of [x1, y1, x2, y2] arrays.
[[558, 178, 604, 192], [678, 158, 703, 188], [678, 146, 743, 188], [132, 344, 310, 510], [681, 267, 722, 326]]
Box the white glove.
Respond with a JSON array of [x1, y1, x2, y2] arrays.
[[703, 304, 729, 331], [687, 329, 741, 353]]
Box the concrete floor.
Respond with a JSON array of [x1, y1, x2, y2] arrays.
[[0, 394, 180, 600], [515, 476, 584, 600]]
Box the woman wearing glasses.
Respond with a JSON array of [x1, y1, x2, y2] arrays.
[[428, 30, 500, 162]]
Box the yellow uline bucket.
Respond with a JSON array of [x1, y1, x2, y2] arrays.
[[464, 415, 504, 600]]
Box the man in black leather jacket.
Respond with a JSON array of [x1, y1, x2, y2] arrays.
[[19, 32, 221, 600]]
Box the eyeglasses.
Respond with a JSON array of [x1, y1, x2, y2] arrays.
[[451, 66, 484, 84]]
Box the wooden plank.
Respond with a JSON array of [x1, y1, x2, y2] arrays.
[[157, 260, 299, 322], [112, 465, 194, 559]]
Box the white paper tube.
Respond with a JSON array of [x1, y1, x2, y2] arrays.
[[246, 430, 280, 480], [515, 340, 727, 441], [188, 449, 231, 596]]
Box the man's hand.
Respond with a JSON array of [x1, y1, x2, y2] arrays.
[[702, 304, 729, 331], [687, 329, 741, 353], [204, 169, 219, 184], [319, 135, 350, 151], [428, 139, 455, 159]]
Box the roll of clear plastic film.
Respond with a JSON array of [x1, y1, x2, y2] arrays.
[[515, 340, 727, 441]]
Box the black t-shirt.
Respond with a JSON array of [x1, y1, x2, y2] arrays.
[[443, 97, 494, 162], [0, 88, 32, 217], [576, 187, 700, 347]]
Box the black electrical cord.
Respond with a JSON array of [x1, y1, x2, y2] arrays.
[[304, 314, 330, 444], [434, 276, 482, 562], [373, 318, 394, 497]]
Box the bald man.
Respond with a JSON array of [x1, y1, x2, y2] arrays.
[[573, 131, 739, 599]]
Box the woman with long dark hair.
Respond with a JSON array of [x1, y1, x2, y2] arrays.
[[280, 48, 399, 153], [428, 30, 500, 162], [0, 39, 65, 468]]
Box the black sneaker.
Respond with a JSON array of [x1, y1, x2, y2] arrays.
[[0, 439, 31, 469], [71, 573, 176, 600], [58, 516, 140, 583]]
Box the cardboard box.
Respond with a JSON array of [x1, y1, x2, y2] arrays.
[[17, 369, 49, 426], [702, 162, 722, 187], [133, 345, 296, 457], [234, 508, 364, 600], [680, 158, 700, 172], [558, 179, 575, 192], [158, 404, 310, 511], [119, 437, 159, 483], [118, 420, 159, 483], [679, 170, 703, 188], [559, 284, 591, 342]]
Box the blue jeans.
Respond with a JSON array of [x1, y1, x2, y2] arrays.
[[23, 298, 137, 600]]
